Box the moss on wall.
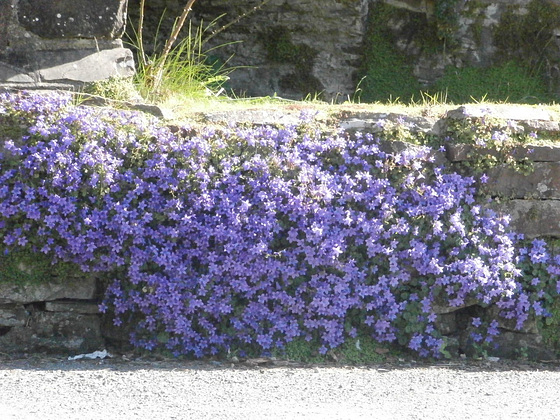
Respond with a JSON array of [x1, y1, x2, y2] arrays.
[[358, 0, 556, 104], [358, 2, 425, 103], [435, 61, 551, 103], [0, 249, 79, 285], [492, 0, 560, 98], [494, 0, 560, 63], [261, 26, 323, 96]]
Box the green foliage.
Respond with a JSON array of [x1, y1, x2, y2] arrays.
[[133, 19, 232, 102], [540, 296, 560, 353], [263, 27, 310, 65], [493, 0, 560, 101], [261, 27, 323, 96], [434, 0, 461, 46], [0, 110, 29, 141], [272, 338, 326, 363], [358, 2, 423, 103], [0, 249, 78, 285], [334, 336, 387, 364], [358, 0, 555, 105], [83, 77, 140, 103], [494, 0, 560, 63], [442, 113, 536, 174], [435, 61, 551, 104], [271, 336, 389, 364]]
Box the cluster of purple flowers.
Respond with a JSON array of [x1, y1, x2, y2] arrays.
[[0, 91, 555, 358]]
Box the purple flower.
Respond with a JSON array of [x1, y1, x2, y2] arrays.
[[0, 91, 554, 359]]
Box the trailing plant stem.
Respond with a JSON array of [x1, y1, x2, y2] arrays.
[[153, 0, 198, 94]]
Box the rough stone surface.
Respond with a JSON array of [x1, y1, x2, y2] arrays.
[[45, 301, 100, 314], [489, 331, 554, 361], [183, 0, 368, 100], [445, 105, 553, 123], [0, 0, 131, 88], [0, 62, 35, 84], [495, 199, 560, 238], [128, 0, 560, 100], [432, 296, 479, 315], [446, 143, 560, 163], [483, 163, 560, 199], [0, 311, 103, 353], [435, 105, 559, 138], [202, 108, 316, 126], [435, 312, 457, 336], [37, 48, 135, 83], [488, 307, 539, 335], [0, 303, 28, 327], [100, 312, 135, 350], [0, 277, 98, 305], [340, 113, 437, 134], [18, 0, 128, 40]]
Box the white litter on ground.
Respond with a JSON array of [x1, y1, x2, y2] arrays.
[[68, 349, 112, 361]]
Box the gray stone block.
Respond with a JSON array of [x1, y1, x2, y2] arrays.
[[0, 303, 28, 327], [38, 48, 135, 83], [445, 105, 553, 122], [45, 301, 100, 314], [495, 199, 560, 238], [435, 312, 457, 335], [446, 143, 560, 163], [489, 331, 554, 361], [0, 311, 103, 353], [18, 0, 127, 40], [203, 109, 310, 126], [340, 113, 437, 134], [0, 277, 98, 305], [0, 62, 35, 83], [483, 163, 560, 199], [487, 306, 539, 335]]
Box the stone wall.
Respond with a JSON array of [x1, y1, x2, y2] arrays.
[[1, 103, 560, 360], [0, 0, 134, 89], [0, 275, 104, 354], [128, 0, 560, 100], [373, 0, 560, 88], [128, 0, 369, 100], [192, 0, 368, 100], [4, 0, 557, 99]]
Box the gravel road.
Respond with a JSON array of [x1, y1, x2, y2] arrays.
[[1, 355, 559, 420]]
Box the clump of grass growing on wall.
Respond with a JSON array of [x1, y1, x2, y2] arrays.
[[131, 0, 233, 102], [134, 20, 232, 102], [128, 0, 272, 103]]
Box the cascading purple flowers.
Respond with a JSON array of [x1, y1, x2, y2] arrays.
[[0, 91, 552, 358]]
